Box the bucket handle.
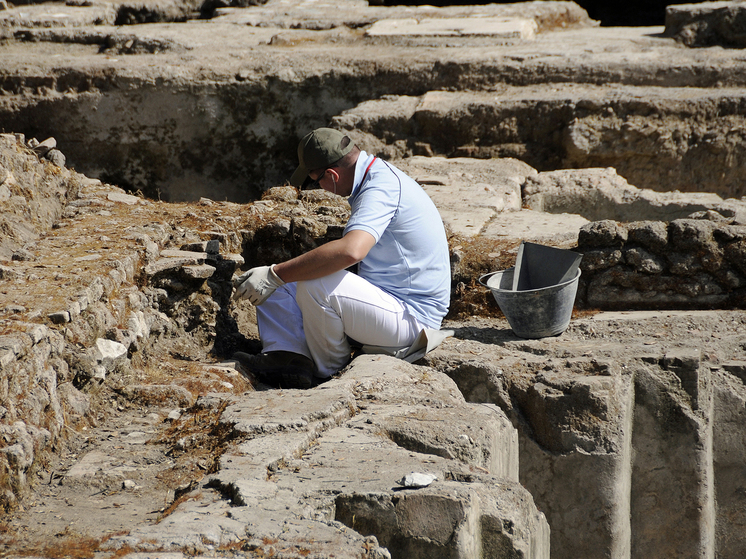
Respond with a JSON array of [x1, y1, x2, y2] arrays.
[[478, 271, 501, 288]]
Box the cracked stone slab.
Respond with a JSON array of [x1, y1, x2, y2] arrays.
[[219, 383, 357, 437], [481, 209, 589, 244], [394, 156, 533, 237], [366, 17, 538, 39], [115, 356, 546, 558]]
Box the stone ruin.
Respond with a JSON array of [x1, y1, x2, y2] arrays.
[[1, 0, 746, 558]]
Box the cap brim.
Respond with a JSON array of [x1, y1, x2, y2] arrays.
[[289, 164, 307, 187]]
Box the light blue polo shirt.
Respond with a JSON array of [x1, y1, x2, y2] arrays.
[[344, 151, 451, 329]]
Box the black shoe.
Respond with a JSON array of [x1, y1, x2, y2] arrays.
[[233, 351, 316, 389]]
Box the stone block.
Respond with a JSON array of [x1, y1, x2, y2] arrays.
[[181, 239, 220, 254], [220, 384, 357, 438], [666, 1, 746, 47], [159, 249, 208, 261], [181, 264, 215, 279], [579, 248, 623, 272], [722, 360, 746, 384], [144, 256, 198, 276], [631, 367, 714, 559], [335, 480, 548, 559], [107, 191, 140, 205], [395, 156, 531, 237], [669, 219, 717, 251], [366, 17, 538, 39], [663, 348, 705, 410], [89, 338, 127, 378], [578, 220, 628, 248], [712, 371, 746, 558], [624, 247, 664, 274], [362, 402, 518, 480], [220, 253, 245, 266], [628, 221, 669, 252]]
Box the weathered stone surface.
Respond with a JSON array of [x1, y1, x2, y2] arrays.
[[394, 156, 534, 237], [578, 220, 629, 248], [104, 356, 547, 558], [523, 168, 746, 223], [577, 218, 746, 310], [631, 365, 714, 558], [366, 16, 538, 39], [666, 1, 746, 47], [2, 0, 746, 202], [426, 310, 746, 559], [712, 369, 746, 557], [181, 263, 215, 279]]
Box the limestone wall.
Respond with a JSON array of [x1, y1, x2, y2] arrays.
[[429, 326, 746, 559], [576, 218, 746, 310], [0, 134, 249, 510]]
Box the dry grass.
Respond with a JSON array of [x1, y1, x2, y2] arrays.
[[447, 234, 521, 320], [150, 399, 243, 510], [6, 529, 130, 559]]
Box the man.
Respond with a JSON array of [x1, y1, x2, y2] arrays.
[[233, 128, 451, 389]]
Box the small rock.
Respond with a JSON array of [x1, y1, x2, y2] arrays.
[[31, 137, 56, 157], [0, 265, 23, 280], [398, 472, 437, 488], [48, 311, 71, 324], [123, 479, 137, 490], [45, 149, 66, 168], [107, 192, 140, 205], [182, 264, 216, 279], [2, 305, 26, 314], [11, 249, 35, 262], [167, 409, 182, 421]]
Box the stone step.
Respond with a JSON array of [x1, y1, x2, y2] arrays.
[[103, 356, 548, 558], [366, 16, 538, 40], [2, 17, 746, 201], [333, 86, 746, 200]]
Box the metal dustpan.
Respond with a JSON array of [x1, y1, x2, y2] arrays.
[[512, 241, 583, 291]]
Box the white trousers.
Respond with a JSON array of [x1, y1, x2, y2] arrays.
[[256, 270, 423, 377]]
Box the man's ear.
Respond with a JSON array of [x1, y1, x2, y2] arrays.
[[326, 168, 341, 183]]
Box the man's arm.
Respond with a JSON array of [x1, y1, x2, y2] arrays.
[[272, 229, 376, 283]]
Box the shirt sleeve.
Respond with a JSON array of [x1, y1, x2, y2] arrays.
[[344, 176, 400, 242]]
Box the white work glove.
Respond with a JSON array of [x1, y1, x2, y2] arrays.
[[233, 265, 285, 306]]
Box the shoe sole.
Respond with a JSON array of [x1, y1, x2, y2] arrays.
[[278, 370, 313, 389]]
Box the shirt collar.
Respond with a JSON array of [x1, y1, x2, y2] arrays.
[[350, 150, 374, 196]]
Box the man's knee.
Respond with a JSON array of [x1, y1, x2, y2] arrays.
[[295, 277, 326, 310], [296, 272, 346, 307]]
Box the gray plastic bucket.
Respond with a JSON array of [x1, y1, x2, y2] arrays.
[[480, 266, 581, 339]]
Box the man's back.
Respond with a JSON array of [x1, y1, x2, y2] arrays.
[[345, 153, 451, 329]]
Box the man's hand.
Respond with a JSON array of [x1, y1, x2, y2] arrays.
[[233, 265, 285, 305]]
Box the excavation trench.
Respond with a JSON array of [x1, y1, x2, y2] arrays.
[[2, 68, 746, 203]]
